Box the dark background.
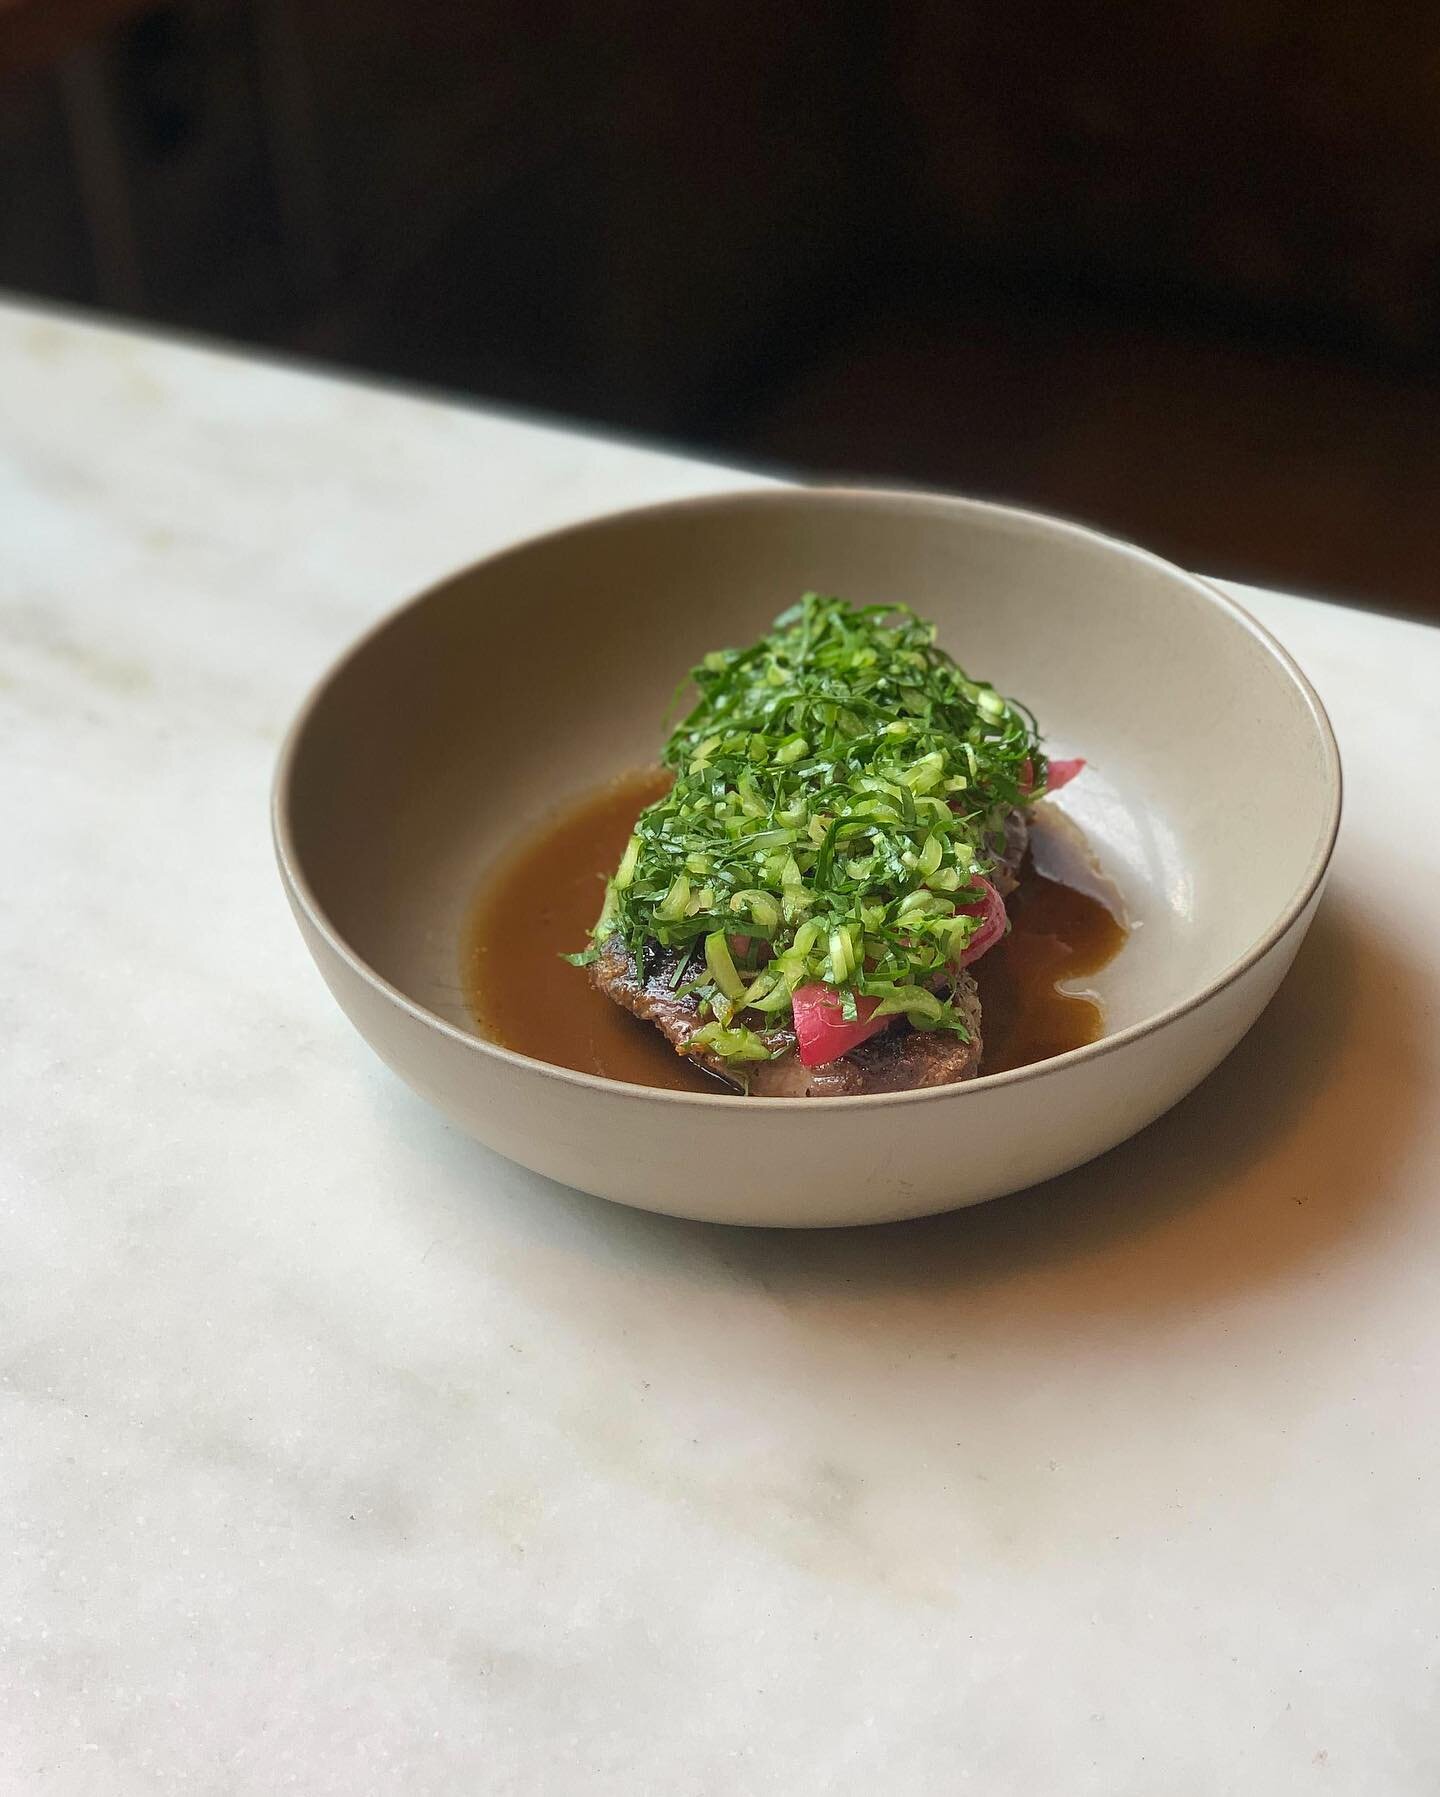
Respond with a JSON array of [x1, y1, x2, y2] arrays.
[[6, 0, 1440, 616]]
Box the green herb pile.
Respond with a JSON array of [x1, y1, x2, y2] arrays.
[[572, 593, 1045, 1068]]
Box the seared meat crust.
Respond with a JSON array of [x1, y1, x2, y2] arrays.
[[591, 938, 983, 1097]]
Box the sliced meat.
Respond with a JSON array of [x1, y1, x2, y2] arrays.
[[748, 973, 982, 1097], [590, 937, 788, 1090], [990, 804, 1029, 898], [591, 936, 983, 1098]]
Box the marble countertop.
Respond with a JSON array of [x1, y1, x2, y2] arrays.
[[3, 298, 1438, 1795]]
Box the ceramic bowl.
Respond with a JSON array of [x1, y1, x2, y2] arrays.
[[273, 488, 1340, 1227]]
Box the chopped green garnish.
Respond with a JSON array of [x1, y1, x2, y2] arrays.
[[703, 930, 747, 1003], [583, 593, 1045, 1066]]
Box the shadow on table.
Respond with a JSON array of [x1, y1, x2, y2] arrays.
[[437, 892, 1425, 1348], [376, 890, 1429, 1589], [387, 890, 1425, 1359], [702, 894, 1425, 1332]]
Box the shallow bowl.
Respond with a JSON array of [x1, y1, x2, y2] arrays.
[[273, 488, 1340, 1226]]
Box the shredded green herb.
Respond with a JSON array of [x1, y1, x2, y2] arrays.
[[570, 593, 1046, 1067]]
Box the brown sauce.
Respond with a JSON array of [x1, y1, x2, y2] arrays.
[[464, 770, 1125, 1093], [465, 771, 713, 1092], [969, 862, 1126, 1075]]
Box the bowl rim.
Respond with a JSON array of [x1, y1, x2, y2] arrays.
[[272, 484, 1343, 1110]]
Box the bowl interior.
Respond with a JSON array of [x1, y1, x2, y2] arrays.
[[282, 490, 1337, 1078]]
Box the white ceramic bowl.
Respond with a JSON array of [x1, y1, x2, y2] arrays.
[[274, 488, 1341, 1226]]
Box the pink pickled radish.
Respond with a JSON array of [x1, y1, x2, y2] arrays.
[[792, 985, 888, 1067], [957, 875, 1007, 967], [1018, 755, 1085, 796], [1044, 756, 1085, 793]]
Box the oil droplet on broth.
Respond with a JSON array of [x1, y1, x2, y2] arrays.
[[465, 772, 1125, 1092]]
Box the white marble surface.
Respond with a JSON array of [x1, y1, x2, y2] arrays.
[[3, 298, 1438, 1795]]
